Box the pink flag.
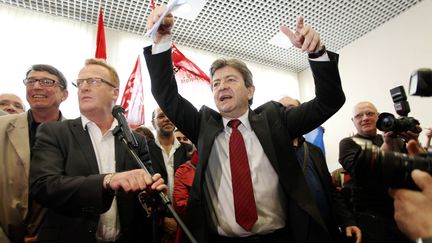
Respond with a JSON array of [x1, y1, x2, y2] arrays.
[[120, 56, 145, 128]]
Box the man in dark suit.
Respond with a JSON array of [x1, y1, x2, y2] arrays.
[[29, 58, 166, 243], [144, 6, 345, 243], [279, 96, 361, 243], [149, 107, 192, 197], [148, 107, 192, 241]]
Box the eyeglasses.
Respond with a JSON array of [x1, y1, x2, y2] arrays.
[[23, 78, 63, 88], [72, 78, 116, 88], [353, 111, 378, 120], [176, 136, 190, 142]]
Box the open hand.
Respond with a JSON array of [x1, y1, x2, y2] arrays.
[[280, 16, 321, 53]]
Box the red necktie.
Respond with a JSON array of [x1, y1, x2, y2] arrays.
[[228, 119, 257, 231]]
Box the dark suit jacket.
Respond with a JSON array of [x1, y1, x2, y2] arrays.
[[29, 118, 151, 243], [299, 140, 356, 243], [147, 139, 192, 183], [144, 47, 345, 243]]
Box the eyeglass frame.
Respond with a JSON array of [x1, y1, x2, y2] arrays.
[[23, 78, 65, 89], [72, 78, 117, 88], [353, 111, 379, 120]]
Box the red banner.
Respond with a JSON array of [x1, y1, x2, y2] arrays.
[[95, 7, 107, 60], [120, 56, 145, 128], [171, 44, 210, 84]]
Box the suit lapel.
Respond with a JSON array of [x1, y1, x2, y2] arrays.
[[248, 111, 279, 171], [308, 145, 332, 196], [70, 118, 100, 174], [7, 113, 31, 176], [115, 138, 126, 172], [173, 147, 184, 170], [148, 141, 167, 179], [197, 114, 223, 176]]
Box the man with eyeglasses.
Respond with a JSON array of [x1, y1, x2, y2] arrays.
[[145, 5, 346, 243], [0, 64, 68, 243], [29, 58, 166, 243], [338, 101, 417, 243], [0, 93, 25, 114], [147, 107, 192, 242]]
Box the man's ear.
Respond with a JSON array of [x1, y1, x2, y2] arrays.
[[61, 90, 69, 102], [151, 118, 156, 129], [247, 85, 255, 101], [113, 88, 119, 102]]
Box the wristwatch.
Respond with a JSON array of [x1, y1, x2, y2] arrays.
[[308, 45, 326, 59], [104, 173, 116, 194]]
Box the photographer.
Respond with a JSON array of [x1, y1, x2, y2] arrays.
[[390, 140, 432, 242], [338, 101, 417, 243]]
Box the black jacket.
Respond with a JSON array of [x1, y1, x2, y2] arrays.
[[29, 118, 151, 243], [144, 46, 345, 243]]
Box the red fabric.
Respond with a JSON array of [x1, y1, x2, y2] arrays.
[[228, 119, 257, 231], [171, 44, 210, 84], [173, 161, 196, 216], [95, 7, 107, 60], [120, 56, 145, 129], [173, 151, 198, 243], [343, 172, 351, 185]]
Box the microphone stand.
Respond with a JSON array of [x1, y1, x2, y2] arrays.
[[112, 125, 198, 243]]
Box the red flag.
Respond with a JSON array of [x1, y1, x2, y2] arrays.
[[171, 44, 210, 84], [120, 56, 145, 128], [95, 7, 107, 60]]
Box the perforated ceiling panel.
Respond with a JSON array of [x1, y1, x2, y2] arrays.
[[0, 0, 423, 72]]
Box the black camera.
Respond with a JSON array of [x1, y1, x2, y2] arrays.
[[353, 138, 432, 189], [376, 112, 420, 134], [409, 68, 432, 97], [376, 86, 421, 134]]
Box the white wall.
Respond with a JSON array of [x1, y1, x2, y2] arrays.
[[299, 0, 432, 171], [0, 4, 298, 126], [6, 1, 429, 172]]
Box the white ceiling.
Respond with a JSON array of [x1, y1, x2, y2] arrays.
[[0, 0, 423, 72]]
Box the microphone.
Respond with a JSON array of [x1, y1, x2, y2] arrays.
[[112, 105, 138, 148]]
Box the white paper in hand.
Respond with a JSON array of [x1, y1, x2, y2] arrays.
[[145, 0, 188, 40]]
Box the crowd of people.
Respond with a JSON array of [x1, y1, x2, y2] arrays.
[[0, 4, 431, 243]]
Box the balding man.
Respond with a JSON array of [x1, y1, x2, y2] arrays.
[[0, 93, 25, 114], [338, 101, 412, 243]]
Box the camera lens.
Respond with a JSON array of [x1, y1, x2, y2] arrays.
[[376, 113, 396, 132], [353, 138, 432, 189]]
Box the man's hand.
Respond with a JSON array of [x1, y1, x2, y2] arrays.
[[345, 226, 362, 243], [146, 4, 174, 43], [104, 169, 167, 193], [279, 16, 321, 53], [389, 170, 432, 240], [381, 128, 426, 154], [163, 217, 177, 235]]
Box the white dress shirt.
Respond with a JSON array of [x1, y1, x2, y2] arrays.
[[81, 115, 120, 241], [205, 110, 287, 237], [154, 137, 181, 200]]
